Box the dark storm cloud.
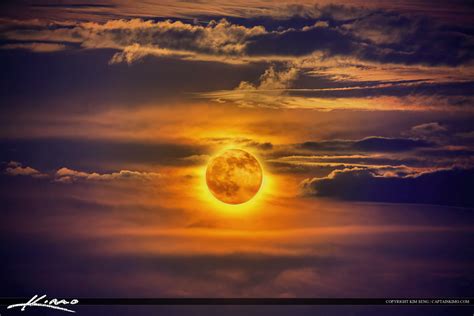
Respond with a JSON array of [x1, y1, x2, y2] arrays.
[[302, 167, 474, 207]]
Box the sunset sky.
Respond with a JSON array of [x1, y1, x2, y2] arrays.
[[1, 0, 474, 308]]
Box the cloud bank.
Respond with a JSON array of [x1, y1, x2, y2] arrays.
[[2, 5, 473, 67], [302, 167, 474, 207]]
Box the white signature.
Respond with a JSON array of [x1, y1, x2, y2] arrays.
[[7, 294, 79, 313]]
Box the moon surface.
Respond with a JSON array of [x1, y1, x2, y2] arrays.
[[206, 149, 263, 204]]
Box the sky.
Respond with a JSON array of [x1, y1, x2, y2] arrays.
[[1, 0, 474, 314]]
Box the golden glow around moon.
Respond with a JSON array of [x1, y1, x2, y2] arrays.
[[206, 149, 263, 205]]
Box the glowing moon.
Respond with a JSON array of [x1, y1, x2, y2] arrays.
[[206, 149, 263, 204]]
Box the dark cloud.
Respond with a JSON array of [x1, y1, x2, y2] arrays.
[[352, 137, 433, 152], [410, 122, 447, 135], [0, 138, 208, 171], [246, 25, 355, 57], [195, 5, 371, 32], [2, 5, 473, 67], [302, 167, 474, 207], [299, 136, 433, 153], [287, 81, 474, 100], [416, 147, 474, 159], [252, 141, 273, 150], [244, 9, 474, 66], [0, 48, 267, 112], [299, 140, 353, 152], [1, 10, 473, 114]]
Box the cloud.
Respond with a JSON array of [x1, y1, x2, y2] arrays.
[[410, 122, 447, 135], [1, 18, 266, 64], [402, 122, 452, 143], [0, 139, 208, 170], [352, 137, 433, 152], [4, 161, 47, 178], [2, 7, 474, 112], [284, 81, 474, 100], [302, 166, 474, 207], [203, 64, 299, 108], [180, 154, 210, 165], [0, 42, 68, 52], [267, 154, 426, 174], [204, 137, 274, 151], [299, 137, 433, 153], [0, 48, 267, 113], [55, 167, 161, 183], [200, 76, 474, 110], [2, 5, 473, 67], [237, 65, 298, 91], [244, 10, 473, 66], [2, 161, 161, 183], [265, 131, 474, 176], [265, 133, 463, 175], [5, 1, 474, 24], [457, 131, 474, 139], [246, 23, 355, 58], [108, 43, 193, 65]]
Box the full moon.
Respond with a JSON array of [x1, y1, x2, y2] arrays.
[[206, 149, 263, 204]]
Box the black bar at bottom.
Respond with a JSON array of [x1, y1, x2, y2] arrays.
[[0, 298, 472, 305]]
